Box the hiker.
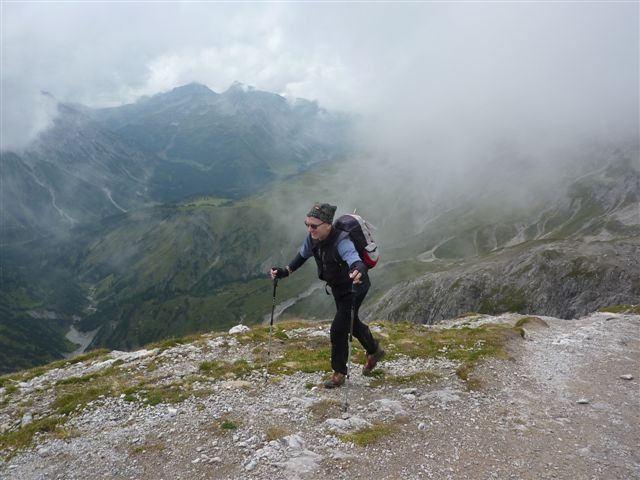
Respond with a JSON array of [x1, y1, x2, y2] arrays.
[[270, 203, 385, 388]]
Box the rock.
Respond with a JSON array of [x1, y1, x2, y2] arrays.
[[368, 399, 406, 415], [37, 447, 51, 457], [229, 325, 250, 334], [576, 398, 590, 404], [245, 459, 258, 471], [246, 435, 260, 447], [221, 380, 252, 389], [284, 434, 305, 450], [425, 388, 462, 404], [620, 374, 634, 380], [324, 416, 371, 433], [399, 388, 419, 395], [283, 450, 323, 475], [167, 407, 178, 416], [21, 412, 33, 427]]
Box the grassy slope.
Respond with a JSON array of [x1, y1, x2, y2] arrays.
[[0, 318, 525, 456]]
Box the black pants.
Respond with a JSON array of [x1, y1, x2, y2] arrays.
[[329, 276, 378, 374]]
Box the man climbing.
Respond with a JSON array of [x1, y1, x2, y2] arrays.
[[270, 202, 385, 388]]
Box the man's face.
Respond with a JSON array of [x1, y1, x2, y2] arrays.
[[305, 216, 331, 241]]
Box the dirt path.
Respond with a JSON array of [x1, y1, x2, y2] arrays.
[[314, 313, 640, 480]]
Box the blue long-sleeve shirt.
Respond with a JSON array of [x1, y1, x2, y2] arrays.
[[299, 234, 362, 268]]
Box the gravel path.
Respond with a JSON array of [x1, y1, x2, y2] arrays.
[[1, 312, 638, 480]]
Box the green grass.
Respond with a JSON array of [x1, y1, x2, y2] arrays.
[[0, 416, 62, 455], [199, 359, 252, 379], [266, 426, 290, 441], [599, 304, 640, 314], [368, 370, 440, 388], [53, 386, 112, 415], [220, 420, 239, 430], [0, 348, 111, 387], [269, 336, 332, 374], [147, 334, 203, 352], [308, 399, 342, 419], [514, 316, 549, 329], [381, 321, 522, 389], [340, 422, 399, 446]]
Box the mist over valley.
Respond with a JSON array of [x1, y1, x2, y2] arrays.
[[1, 2, 638, 375]]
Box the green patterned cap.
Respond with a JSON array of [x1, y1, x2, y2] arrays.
[[307, 203, 337, 224]]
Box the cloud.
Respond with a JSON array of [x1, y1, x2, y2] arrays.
[[1, 2, 637, 152]]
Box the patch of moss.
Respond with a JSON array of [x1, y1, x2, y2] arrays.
[[220, 420, 239, 430], [340, 422, 398, 446], [266, 426, 290, 441], [6, 349, 112, 385], [369, 370, 439, 388], [514, 316, 549, 329], [0, 416, 63, 457], [55, 372, 103, 386], [308, 399, 342, 419], [456, 362, 482, 390], [52, 386, 111, 415], [2, 382, 18, 397], [129, 441, 165, 455], [599, 304, 640, 314], [269, 335, 333, 374], [199, 359, 252, 379], [235, 327, 270, 345], [122, 383, 191, 406], [146, 334, 202, 352]]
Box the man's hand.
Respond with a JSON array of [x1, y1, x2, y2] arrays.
[[270, 266, 289, 280], [349, 269, 363, 284], [349, 261, 368, 284]]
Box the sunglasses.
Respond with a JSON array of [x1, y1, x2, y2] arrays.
[[304, 221, 325, 230]]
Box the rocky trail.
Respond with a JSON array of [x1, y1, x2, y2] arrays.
[[1, 312, 638, 480]]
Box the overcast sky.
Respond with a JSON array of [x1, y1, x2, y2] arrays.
[[1, 1, 638, 151]]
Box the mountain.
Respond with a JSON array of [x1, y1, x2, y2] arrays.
[[1, 83, 351, 243], [91, 82, 352, 201], [0, 84, 353, 372], [1, 104, 152, 243]]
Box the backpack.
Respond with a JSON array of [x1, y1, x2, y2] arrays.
[[334, 213, 379, 268]]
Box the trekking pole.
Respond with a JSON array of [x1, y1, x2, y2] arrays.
[[265, 278, 278, 383], [343, 283, 357, 413]]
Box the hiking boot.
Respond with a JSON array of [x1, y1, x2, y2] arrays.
[[323, 372, 345, 389], [362, 348, 385, 376]]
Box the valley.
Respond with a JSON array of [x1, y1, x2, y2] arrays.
[[1, 84, 638, 375]]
